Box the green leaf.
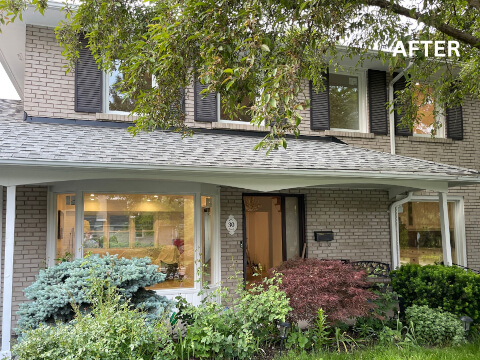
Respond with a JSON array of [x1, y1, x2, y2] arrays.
[[260, 44, 270, 52]]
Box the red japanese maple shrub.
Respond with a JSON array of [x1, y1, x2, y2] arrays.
[[271, 258, 376, 324]]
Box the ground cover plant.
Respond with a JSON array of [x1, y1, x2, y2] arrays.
[[16, 254, 173, 334], [272, 259, 377, 324], [174, 272, 291, 359], [390, 264, 480, 321]]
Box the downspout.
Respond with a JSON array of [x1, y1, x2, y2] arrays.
[[389, 192, 413, 270], [389, 63, 413, 155]]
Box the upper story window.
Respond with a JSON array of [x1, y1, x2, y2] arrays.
[[218, 94, 253, 124], [412, 84, 445, 137], [104, 65, 152, 114], [329, 71, 367, 132]]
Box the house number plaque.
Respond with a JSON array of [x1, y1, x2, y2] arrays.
[[226, 215, 238, 235]]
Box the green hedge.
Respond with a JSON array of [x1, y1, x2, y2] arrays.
[[390, 264, 480, 321], [405, 305, 465, 346]]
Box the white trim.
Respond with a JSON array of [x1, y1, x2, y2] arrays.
[[46, 189, 56, 267], [329, 69, 368, 133], [0, 186, 3, 314], [74, 191, 84, 258], [0, 159, 475, 183], [1, 186, 16, 355], [390, 192, 413, 270], [439, 192, 453, 266]]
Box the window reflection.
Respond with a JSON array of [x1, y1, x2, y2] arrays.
[[398, 201, 456, 265], [329, 73, 360, 130], [83, 194, 194, 289]]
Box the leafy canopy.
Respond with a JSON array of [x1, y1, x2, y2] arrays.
[[2, 0, 479, 150]]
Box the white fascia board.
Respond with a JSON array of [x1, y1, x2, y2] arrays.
[[0, 161, 477, 192]]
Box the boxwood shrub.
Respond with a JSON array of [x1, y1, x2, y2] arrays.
[[390, 264, 480, 321], [405, 305, 465, 346]]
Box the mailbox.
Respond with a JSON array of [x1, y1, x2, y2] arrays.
[[314, 231, 334, 242]]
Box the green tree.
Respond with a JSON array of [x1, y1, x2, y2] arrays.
[[1, 0, 479, 150]]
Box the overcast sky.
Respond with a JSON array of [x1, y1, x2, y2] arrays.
[[0, 63, 21, 100]]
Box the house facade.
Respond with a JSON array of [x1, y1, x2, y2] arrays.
[[1, 3, 480, 357]]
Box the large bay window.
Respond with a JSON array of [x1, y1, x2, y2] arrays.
[[53, 188, 218, 292]]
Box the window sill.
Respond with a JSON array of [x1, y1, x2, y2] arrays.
[[96, 113, 137, 122], [212, 122, 268, 132], [324, 130, 375, 139], [408, 136, 452, 144]]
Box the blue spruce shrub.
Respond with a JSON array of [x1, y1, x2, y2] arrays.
[[16, 254, 173, 334]]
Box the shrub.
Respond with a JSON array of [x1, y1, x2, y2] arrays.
[[17, 254, 173, 334], [390, 264, 480, 321], [175, 274, 291, 359], [405, 305, 465, 346], [13, 279, 176, 360], [272, 258, 377, 324]]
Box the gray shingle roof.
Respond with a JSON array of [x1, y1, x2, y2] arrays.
[[0, 100, 478, 178]]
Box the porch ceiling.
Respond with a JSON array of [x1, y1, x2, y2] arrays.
[[1, 100, 479, 192]]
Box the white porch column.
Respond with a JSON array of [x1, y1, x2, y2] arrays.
[[1, 186, 16, 358], [0, 186, 3, 308], [439, 191, 453, 266]]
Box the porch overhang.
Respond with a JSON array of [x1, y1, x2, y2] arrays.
[[0, 160, 478, 194]]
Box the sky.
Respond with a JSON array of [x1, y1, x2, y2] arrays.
[[0, 63, 21, 100]]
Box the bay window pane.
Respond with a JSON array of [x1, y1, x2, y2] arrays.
[[398, 201, 456, 266], [329, 73, 360, 130], [201, 196, 214, 284], [83, 194, 194, 289], [56, 194, 76, 262]]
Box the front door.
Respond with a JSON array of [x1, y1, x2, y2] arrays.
[[243, 194, 305, 282]]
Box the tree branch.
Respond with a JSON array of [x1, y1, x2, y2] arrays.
[[365, 0, 480, 49]]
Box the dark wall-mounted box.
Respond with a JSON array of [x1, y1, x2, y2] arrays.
[[314, 231, 334, 242]]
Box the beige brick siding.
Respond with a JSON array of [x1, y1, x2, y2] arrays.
[[220, 187, 391, 286], [1, 186, 48, 330], [24, 25, 96, 120]]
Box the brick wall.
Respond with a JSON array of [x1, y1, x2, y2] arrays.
[[24, 25, 95, 120], [1, 186, 48, 331], [220, 187, 391, 286]]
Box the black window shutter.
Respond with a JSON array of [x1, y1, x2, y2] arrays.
[[194, 81, 217, 122], [75, 37, 103, 113], [368, 70, 388, 135], [310, 71, 330, 130], [393, 73, 412, 136], [446, 104, 463, 140]]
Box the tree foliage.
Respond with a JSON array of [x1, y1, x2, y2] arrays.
[[1, 0, 479, 150]]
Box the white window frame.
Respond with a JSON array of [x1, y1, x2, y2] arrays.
[[394, 195, 466, 267], [329, 69, 368, 133], [103, 70, 156, 115], [103, 69, 130, 115], [46, 180, 221, 300]]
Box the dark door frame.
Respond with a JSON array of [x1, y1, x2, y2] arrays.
[[241, 193, 306, 282]]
